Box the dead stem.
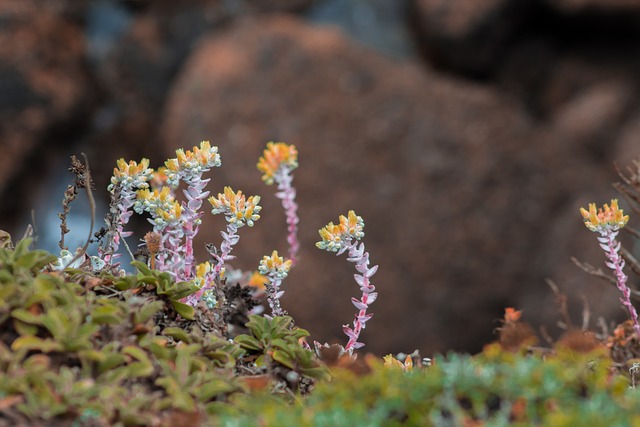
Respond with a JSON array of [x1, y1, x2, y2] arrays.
[[63, 154, 96, 270], [621, 247, 640, 281], [546, 279, 572, 329], [579, 294, 591, 330], [571, 256, 640, 300], [58, 155, 95, 250], [118, 229, 136, 263]]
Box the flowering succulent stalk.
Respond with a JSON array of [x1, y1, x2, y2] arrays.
[[185, 186, 261, 306], [316, 210, 378, 352], [164, 141, 221, 280], [580, 199, 640, 337], [258, 250, 293, 316], [104, 158, 153, 264], [134, 186, 184, 274], [257, 142, 300, 266]]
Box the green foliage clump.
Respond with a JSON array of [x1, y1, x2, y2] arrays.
[[217, 346, 640, 426], [2, 236, 640, 426], [0, 239, 317, 426]]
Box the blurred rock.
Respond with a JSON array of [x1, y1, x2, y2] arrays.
[[545, 0, 640, 13], [85, 0, 317, 193], [160, 15, 623, 354], [408, 0, 533, 76], [0, 0, 95, 230]]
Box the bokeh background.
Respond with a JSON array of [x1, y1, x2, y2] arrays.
[[1, 0, 639, 355]]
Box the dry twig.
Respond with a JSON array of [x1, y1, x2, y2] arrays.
[[62, 154, 96, 269]]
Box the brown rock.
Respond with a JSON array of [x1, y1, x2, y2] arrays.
[[0, 0, 94, 229], [546, 0, 640, 13], [408, 0, 533, 75], [159, 15, 625, 354], [87, 0, 316, 192]]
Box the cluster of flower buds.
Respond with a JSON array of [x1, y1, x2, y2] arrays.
[[134, 187, 183, 231], [257, 142, 298, 185], [580, 199, 629, 234], [258, 250, 293, 280], [316, 210, 365, 254], [108, 158, 153, 194], [209, 187, 262, 228], [103, 158, 155, 263], [164, 141, 221, 187]]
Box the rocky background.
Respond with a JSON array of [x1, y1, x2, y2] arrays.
[[1, 0, 639, 355]]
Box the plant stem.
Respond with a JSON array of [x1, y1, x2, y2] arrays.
[[601, 229, 640, 337], [343, 240, 377, 352]]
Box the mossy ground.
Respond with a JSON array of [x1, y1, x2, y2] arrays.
[[1, 239, 640, 426]]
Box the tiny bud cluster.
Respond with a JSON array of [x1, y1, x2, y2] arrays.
[[164, 141, 221, 186], [134, 187, 183, 230], [258, 250, 293, 280], [108, 158, 153, 193], [580, 199, 629, 234], [209, 187, 262, 227], [257, 142, 298, 185], [316, 210, 364, 253]]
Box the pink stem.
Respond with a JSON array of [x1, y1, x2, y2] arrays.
[[182, 177, 209, 280], [343, 240, 377, 352], [275, 169, 299, 266], [183, 221, 194, 279], [185, 223, 238, 306], [602, 230, 640, 337]]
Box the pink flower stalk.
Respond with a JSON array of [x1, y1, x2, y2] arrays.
[[164, 141, 221, 280], [186, 187, 261, 306], [316, 211, 378, 352], [104, 158, 153, 264], [258, 142, 300, 266], [258, 250, 293, 316], [580, 199, 640, 337]]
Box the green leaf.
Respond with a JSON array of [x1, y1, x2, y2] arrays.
[[13, 319, 38, 336], [123, 346, 153, 378], [272, 349, 295, 370], [123, 346, 152, 364], [91, 304, 123, 325], [0, 270, 15, 284], [271, 316, 294, 334], [163, 327, 191, 343], [132, 260, 152, 277], [40, 308, 70, 340], [234, 335, 263, 352], [126, 362, 154, 378], [270, 338, 294, 351], [147, 339, 171, 360], [171, 301, 195, 320], [134, 300, 164, 324], [301, 366, 331, 381], [163, 282, 200, 300], [79, 349, 106, 363], [11, 336, 62, 352], [97, 354, 126, 375], [246, 315, 269, 339], [11, 238, 32, 259], [137, 276, 159, 286], [113, 275, 139, 291], [11, 308, 42, 325], [197, 379, 237, 401], [15, 250, 56, 270]]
